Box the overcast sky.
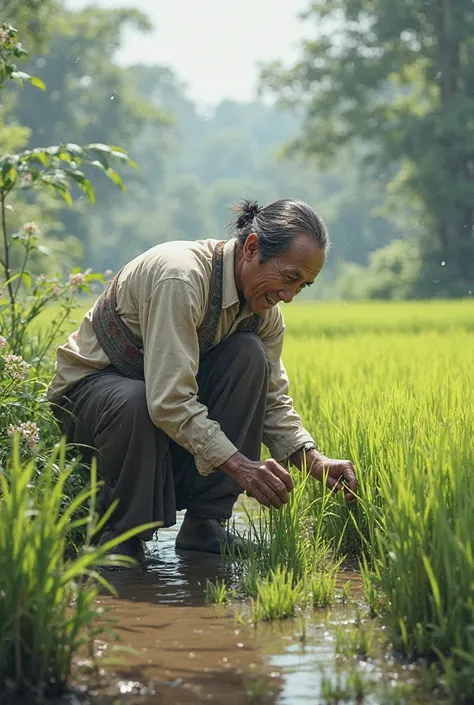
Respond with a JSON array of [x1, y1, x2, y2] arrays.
[[70, 0, 309, 108]]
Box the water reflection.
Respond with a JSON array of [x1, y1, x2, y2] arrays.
[[102, 512, 237, 606]]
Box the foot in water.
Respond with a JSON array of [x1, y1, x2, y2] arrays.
[[175, 513, 249, 556], [98, 528, 146, 570]]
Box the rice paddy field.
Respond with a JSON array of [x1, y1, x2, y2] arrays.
[[278, 299, 474, 701], [33, 298, 474, 702]]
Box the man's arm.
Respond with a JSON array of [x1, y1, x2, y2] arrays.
[[259, 307, 357, 502], [139, 277, 237, 476], [139, 277, 294, 507], [259, 307, 316, 460]]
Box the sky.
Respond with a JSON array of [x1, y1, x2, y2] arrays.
[[70, 0, 309, 109]]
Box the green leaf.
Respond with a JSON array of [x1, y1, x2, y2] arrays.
[[28, 76, 46, 91], [21, 272, 32, 289], [105, 168, 125, 191]]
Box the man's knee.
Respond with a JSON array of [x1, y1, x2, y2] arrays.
[[223, 332, 270, 377], [96, 377, 149, 429]]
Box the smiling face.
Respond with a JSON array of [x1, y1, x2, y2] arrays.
[[236, 232, 326, 314]]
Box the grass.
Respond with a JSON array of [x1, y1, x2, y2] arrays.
[[280, 300, 474, 701], [205, 578, 231, 604], [0, 438, 157, 698]]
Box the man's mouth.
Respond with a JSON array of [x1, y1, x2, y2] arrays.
[[265, 294, 278, 306]]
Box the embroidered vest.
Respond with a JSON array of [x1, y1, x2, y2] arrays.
[[91, 240, 260, 380]]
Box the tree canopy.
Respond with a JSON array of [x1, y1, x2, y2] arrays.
[[261, 0, 474, 296]]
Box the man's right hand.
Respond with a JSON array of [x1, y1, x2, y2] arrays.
[[221, 452, 294, 509]]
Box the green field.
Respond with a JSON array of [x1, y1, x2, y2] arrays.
[[43, 298, 474, 698], [281, 300, 474, 700]]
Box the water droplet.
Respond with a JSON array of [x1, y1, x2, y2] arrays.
[[441, 261, 446, 266], [110, 96, 115, 100]]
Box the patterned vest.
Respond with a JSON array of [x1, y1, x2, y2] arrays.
[[91, 240, 260, 380]]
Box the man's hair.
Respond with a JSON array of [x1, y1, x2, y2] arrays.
[[229, 198, 329, 262]]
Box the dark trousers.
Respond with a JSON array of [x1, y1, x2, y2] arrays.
[[57, 333, 269, 540]]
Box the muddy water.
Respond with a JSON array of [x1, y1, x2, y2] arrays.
[[71, 512, 433, 705]]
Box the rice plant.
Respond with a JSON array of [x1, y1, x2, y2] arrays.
[[205, 578, 231, 604], [280, 301, 474, 700], [251, 567, 302, 622], [0, 438, 157, 698]]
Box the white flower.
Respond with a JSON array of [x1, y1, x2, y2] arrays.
[[69, 272, 86, 288], [35, 274, 47, 285], [7, 421, 40, 449], [0, 336, 7, 351], [4, 354, 30, 381]]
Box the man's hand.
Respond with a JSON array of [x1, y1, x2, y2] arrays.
[[290, 448, 357, 502], [222, 452, 294, 509]]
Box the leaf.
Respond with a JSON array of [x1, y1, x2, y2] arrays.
[[21, 272, 32, 289], [85, 143, 113, 154], [105, 168, 125, 191], [28, 76, 46, 91]]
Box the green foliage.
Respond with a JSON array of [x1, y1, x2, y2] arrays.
[[0, 440, 156, 697], [261, 0, 474, 296], [251, 567, 302, 622], [279, 300, 474, 699], [0, 27, 150, 694], [338, 239, 421, 299], [205, 578, 231, 605], [334, 622, 377, 659]]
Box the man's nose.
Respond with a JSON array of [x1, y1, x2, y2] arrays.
[[278, 289, 295, 304]]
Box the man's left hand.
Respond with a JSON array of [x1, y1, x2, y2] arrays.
[[304, 450, 357, 502]]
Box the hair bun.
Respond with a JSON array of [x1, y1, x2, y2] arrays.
[[235, 200, 261, 230]]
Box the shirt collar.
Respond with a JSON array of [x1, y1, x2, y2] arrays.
[[222, 238, 240, 309]]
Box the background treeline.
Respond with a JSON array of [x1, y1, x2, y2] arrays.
[[2, 0, 472, 299]]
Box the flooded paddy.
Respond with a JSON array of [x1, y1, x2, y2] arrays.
[[63, 512, 441, 705]]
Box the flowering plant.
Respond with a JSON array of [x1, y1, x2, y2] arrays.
[[0, 24, 129, 463]]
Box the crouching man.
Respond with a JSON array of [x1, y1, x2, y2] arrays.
[[48, 198, 357, 565]]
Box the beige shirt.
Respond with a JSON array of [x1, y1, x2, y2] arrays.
[[47, 238, 315, 475]]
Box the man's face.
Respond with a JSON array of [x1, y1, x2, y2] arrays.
[[240, 233, 325, 314]]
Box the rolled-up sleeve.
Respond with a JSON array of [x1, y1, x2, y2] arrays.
[[259, 308, 315, 461], [139, 277, 237, 476]]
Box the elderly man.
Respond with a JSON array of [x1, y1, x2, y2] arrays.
[[48, 198, 357, 565]]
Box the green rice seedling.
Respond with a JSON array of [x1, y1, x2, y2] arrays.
[[340, 580, 351, 605], [205, 578, 230, 604], [306, 563, 339, 608], [334, 622, 377, 659], [0, 438, 157, 698], [251, 567, 302, 622], [378, 683, 413, 705], [235, 468, 342, 605], [296, 615, 308, 644]]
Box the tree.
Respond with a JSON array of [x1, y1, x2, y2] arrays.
[[10, 7, 172, 266], [261, 0, 474, 297]]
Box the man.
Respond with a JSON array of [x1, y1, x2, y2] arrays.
[[48, 198, 357, 565]]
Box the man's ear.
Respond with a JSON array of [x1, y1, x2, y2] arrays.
[[242, 232, 259, 262]]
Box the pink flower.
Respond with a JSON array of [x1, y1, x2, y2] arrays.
[[23, 222, 39, 236]]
